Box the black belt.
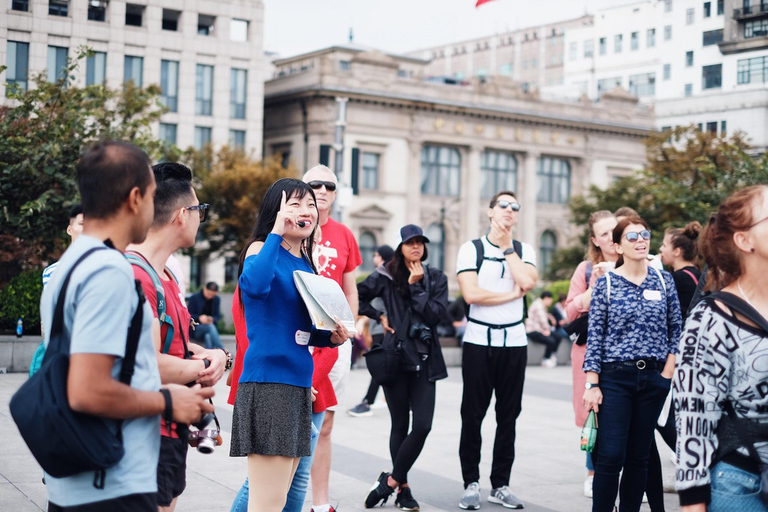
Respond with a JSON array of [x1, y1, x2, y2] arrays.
[[467, 316, 524, 347], [602, 359, 665, 371]]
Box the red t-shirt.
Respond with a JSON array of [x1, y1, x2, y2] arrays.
[[313, 217, 362, 286], [133, 264, 191, 438]]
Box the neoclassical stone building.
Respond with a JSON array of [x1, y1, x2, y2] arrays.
[[264, 45, 654, 289]]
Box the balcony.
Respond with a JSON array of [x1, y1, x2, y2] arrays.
[[734, 4, 768, 20]]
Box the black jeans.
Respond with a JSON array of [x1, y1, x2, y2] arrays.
[[526, 331, 561, 359], [48, 493, 157, 512], [362, 334, 383, 404], [382, 359, 436, 484], [459, 344, 527, 489], [646, 402, 676, 512]]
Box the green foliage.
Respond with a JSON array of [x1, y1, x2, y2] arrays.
[[0, 270, 43, 334], [0, 48, 167, 286], [546, 280, 571, 302]]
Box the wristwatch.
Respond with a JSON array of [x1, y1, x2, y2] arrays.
[[503, 248, 516, 256], [585, 382, 600, 390], [219, 348, 233, 371]]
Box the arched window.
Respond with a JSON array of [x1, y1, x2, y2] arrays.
[[358, 231, 377, 272], [537, 156, 571, 204], [481, 150, 518, 198], [539, 230, 558, 274], [425, 223, 445, 270], [421, 146, 461, 197]]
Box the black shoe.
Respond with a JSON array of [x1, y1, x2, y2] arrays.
[[395, 487, 420, 511], [365, 471, 395, 508]]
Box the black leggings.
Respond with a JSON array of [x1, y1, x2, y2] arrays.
[[527, 331, 561, 359], [382, 363, 436, 484]]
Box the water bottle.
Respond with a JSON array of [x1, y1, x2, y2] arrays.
[[16, 318, 23, 338], [580, 409, 597, 452]]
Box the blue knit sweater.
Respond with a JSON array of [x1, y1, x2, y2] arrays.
[[238, 234, 334, 388]]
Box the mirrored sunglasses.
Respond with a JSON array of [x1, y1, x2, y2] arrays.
[[495, 200, 521, 211], [308, 180, 337, 192], [186, 203, 209, 222], [624, 230, 651, 243]]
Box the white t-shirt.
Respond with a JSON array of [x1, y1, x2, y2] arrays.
[[456, 236, 536, 347]]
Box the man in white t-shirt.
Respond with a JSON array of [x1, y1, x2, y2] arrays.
[[455, 191, 537, 511]]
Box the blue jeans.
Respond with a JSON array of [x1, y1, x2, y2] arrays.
[[230, 411, 325, 512], [192, 323, 224, 350], [710, 461, 768, 512], [592, 364, 670, 512]]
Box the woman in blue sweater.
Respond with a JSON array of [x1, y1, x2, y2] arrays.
[[582, 216, 682, 512], [230, 178, 349, 512]]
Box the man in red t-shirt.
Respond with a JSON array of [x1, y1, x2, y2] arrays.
[[126, 162, 230, 512], [303, 164, 362, 512]]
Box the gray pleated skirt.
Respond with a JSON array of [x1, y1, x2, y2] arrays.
[[230, 382, 312, 458]]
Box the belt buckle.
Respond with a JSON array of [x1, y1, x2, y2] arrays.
[[636, 360, 647, 370]]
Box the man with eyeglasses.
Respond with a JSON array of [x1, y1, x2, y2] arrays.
[[126, 162, 229, 512], [455, 191, 538, 511], [302, 164, 362, 512]]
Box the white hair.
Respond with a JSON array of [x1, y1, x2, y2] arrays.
[[302, 164, 337, 183]]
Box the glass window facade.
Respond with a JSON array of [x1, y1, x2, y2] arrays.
[[6, 41, 29, 95], [421, 146, 461, 197], [629, 72, 656, 97], [537, 157, 571, 204], [702, 64, 722, 89], [123, 55, 143, 86], [425, 224, 445, 270], [647, 28, 656, 47], [47, 45, 69, 83], [230, 19, 248, 41], [539, 230, 557, 274], [196, 64, 213, 116], [737, 56, 768, 84], [229, 129, 245, 150], [230, 68, 247, 119], [194, 126, 212, 149], [480, 151, 517, 199], [86, 51, 106, 86], [159, 123, 177, 145], [361, 152, 380, 190], [358, 232, 377, 272], [160, 60, 179, 112]]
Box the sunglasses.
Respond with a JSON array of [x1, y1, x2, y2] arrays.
[[748, 215, 768, 230], [308, 180, 337, 192], [186, 204, 209, 222], [494, 200, 521, 211], [623, 230, 651, 243]]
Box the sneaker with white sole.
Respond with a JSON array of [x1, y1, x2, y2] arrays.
[[365, 471, 395, 508], [541, 355, 557, 369], [395, 486, 420, 511], [488, 487, 523, 509], [347, 401, 373, 417], [583, 475, 593, 498], [459, 482, 481, 510]]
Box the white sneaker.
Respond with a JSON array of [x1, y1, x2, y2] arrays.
[[583, 475, 593, 498], [541, 356, 557, 369]]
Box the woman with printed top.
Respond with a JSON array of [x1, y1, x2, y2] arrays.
[[582, 216, 682, 512], [564, 210, 618, 498], [659, 222, 703, 319], [674, 185, 768, 512], [230, 178, 349, 512]]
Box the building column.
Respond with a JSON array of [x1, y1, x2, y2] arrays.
[[407, 139, 422, 225], [464, 144, 483, 241], [520, 151, 540, 244]]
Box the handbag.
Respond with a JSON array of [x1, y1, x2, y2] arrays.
[[10, 247, 145, 488], [564, 314, 589, 346], [364, 309, 411, 387]]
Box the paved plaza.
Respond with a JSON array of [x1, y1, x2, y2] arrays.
[[0, 364, 680, 512]]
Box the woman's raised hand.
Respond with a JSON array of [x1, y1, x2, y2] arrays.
[[407, 261, 424, 285], [271, 191, 298, 237]]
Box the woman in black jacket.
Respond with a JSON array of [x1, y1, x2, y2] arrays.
[[360, 224, 449, 512]]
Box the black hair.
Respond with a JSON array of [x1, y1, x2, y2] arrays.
[[76, 141, 152, 219], [205, 281, 219, 292], [488, 190, 517, 209], [541, 290, 553, 299], [386, 238, 429, 298], [151, 162, 195, 228], [69, 204, 83, 220]]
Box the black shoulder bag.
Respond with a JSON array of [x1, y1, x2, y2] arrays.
[[10, 247, 145, 489], [563, 263, 593, 346], [364, 308, 409, 387]]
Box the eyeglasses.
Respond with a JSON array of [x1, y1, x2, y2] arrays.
[[748, 215, 768, 229], [308, 180, 337, 192], [494, 200, 521, 211], [623, 230, 651, 243], [186, 204, 209, 222]]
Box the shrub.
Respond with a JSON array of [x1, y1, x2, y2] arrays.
[[0, 269, 43, 334], [546, 280, 572, 302]]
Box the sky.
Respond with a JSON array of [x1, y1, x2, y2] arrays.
[[263, 0, 644, 58]]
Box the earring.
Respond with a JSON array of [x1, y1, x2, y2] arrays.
[[751, 248, 756, 253]]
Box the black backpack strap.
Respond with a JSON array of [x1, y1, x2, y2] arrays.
[[119, 280, 146, 385], [512, 239, 528, 320], [472, 238, 484, 272]]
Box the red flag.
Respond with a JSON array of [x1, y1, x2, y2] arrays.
[[476, 0, 498, 6]]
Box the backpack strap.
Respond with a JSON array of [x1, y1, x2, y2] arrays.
[[652, 266, 667, 294], [512, 240, 528, 320], [682, 268, 699, 286], [585, 262, 593, 286], [125, 252, 175, 355]]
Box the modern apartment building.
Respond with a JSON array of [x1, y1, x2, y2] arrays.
[[1, 0, 265, 156]]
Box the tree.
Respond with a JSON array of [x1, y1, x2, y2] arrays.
[[0, 48, 166, 286], [545, 126, 768, 281]]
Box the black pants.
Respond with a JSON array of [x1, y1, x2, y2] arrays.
[[645, 402, 676, 512], [382, 361, 436, 484], [48, 493, 157, 512], [363, 334, 383, 404], [459, 344, 527, 489], [527, 331, 561, 359]]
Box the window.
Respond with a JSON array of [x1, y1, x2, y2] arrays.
[[476, 68, 488, 77], [697, 123, 703, 131], [539, 231, 557, 274], [88, 0, 107, 21], [480, 150, 517, 198], [686, 51, 694, 67], [195, 64, 213, 116], [361, 152, 380, 190], [229, 130, 245, 150], [569, 42, 578, 61], [745, 19, 768, 38], [597, 77, 621, 98], [47, 46, 68, 84], [162, 9, 180, 31], [685, 83, 693, 96], [717, 0, 724, 14], [49, 0, 68, 17], [194, 126, 212, 150], [500, 63, 512, 75], [123, 55, 143, 86], [12, 0, 29, 11], [686, 8, 695, 24], [614, 34, 623, 53], [721, 120, 727, 133], [160, 60, 179, 112], [702, 64, 722, 89], [421, 146, 461, 197], [125, 3, 143, 26], [531, 58, 537, 68], [537, 157, 571, 204], [737, 56, 768, 84], [198, 14, 215, 36], [159, 123, 177, 145], [339, 60, 351, 71], [647, 28, 656, 47], [584, 40, 594, 57], [230, 68, 247, 119], [86, 51, 106, 86], [425, 224, 445, 270], [231, 19, 248, 41], [665, 0, 673, 12], [663, 63, 671, 80], [704, 1, 711, 17], [522, 60, 528, 69], [661, 126, 672, 132], [706, 121, 717, 134], [631, 32, 639, 50], [629, 72, 656, 97], [5, 41, 29, 95], [703, 29, 724, 45], [358, 232, 377, 272], [664, 25, 673, 40]]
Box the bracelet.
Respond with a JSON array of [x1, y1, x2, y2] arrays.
[[159, 389, 173, 424], [218, 348, 233, 371]]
